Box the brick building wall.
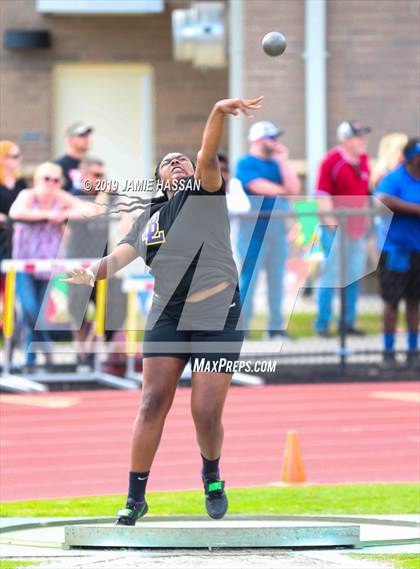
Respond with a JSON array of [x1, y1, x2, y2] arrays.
[[0, 0, 228, 167], [1, 0, 419, 171], [244, 0, 419, 161], [244, 0, 306, 160], [327, 0, 420, 154]]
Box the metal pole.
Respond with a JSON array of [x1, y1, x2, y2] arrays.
[[338, 211, 347, 373], [228, 0, 245, 167], [304, 0, 327, 194]]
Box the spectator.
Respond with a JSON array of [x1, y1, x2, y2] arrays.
[[217, 153, 249, 265], [371, 133, 408, 190], [9, 162, 86, 368], [0, 141, 26, 261], [66, 157, 126, 369], [55, 122, 93, 194], [314, 121, 371, 337], [370, 133, 408, 256], [236, 121, 300, 339], [375, 138, 420, 366]]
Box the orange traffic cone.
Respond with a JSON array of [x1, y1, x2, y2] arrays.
[[280, 430, 306, 483]]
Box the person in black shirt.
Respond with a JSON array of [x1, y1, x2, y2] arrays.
[[63, 95, 263, 524], [0, 141, 27, 261], [55, 122, 93, 194]]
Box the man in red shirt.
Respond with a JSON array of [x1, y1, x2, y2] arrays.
[[315, 121, 371, 336]]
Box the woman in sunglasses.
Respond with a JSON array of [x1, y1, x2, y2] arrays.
[[63, 96, 263, 524], [0, 141, 27, 260], [9, 161, 87, 369]]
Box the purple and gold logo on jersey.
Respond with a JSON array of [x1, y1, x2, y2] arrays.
[[142, 211, 166, 246]]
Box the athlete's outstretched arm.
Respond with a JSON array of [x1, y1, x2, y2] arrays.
[[196, 96, 263, 192], [62, 243, 137, 286]]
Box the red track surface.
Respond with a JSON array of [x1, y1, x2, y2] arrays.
[[1, 382, 419, 502]]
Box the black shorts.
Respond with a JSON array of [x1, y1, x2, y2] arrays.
[[143, 285, 244, 373], [379, 251, 420, 305]]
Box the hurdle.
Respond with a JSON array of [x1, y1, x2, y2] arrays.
[[1, 266, 47, 392], [0, 259, 137, 392], [125, 288, 141, 382]]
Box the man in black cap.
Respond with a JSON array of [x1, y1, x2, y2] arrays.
[[314, 120, 371, 337], [55, 122, 94, 194]]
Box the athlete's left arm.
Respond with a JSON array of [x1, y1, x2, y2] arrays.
[[196, 96, 263, 192]]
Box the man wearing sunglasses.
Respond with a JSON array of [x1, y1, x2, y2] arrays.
[[81, 157, 105, 195], [55, 122, 94, 194], [235, 121, 300, 339]]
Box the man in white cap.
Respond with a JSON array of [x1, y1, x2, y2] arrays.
[[235, 121, 300, 339], [55, 122, 94, 194], [314, 120, 371, 337]]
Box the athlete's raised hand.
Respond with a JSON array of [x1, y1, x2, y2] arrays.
[[197, 95, 263, 192], [215, 96, 263, 118], [61, 266, 95, 286]]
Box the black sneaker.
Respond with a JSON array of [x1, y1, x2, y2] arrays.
[[382, 351, 397, 367], [115, 498, 148, 526], [267, 331, 294, 342], [203, 478, 228, 519], [407, 350, 419, 368], [344, 326, 366, 337]]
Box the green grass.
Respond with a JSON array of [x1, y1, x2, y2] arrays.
[[1, 483, 419, 518], [0, 554, 418, 569], [247, 311, 407, 339], [1, 486, 418, 569], [349, 554, 420, 569], [0, 562, 40, 569]]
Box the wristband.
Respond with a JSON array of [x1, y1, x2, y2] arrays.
[[85, 268, 95, 287]]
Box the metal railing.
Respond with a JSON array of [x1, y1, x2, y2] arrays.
[[1, 203, 412, 387]]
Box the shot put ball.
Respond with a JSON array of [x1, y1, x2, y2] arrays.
[[262, 32, 287, 56]]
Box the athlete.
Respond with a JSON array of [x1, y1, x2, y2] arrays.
[[63, 95, 263, 524]]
